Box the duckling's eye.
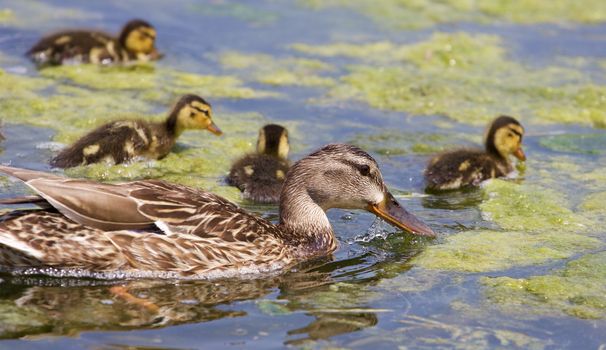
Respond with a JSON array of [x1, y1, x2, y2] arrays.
[[189, 111, 196, 118], [359, 164, 370, 177]]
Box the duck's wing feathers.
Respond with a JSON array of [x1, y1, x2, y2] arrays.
[[129, 180, 269, 242], [0, 166, 269, 242], [0, 166, 152, 231]]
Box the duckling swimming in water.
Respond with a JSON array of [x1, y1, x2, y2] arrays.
[[50, 94, 222, 168], [27, 19, 161, 66], [424, 115, 525, 191], [227, 124, 290, 204]]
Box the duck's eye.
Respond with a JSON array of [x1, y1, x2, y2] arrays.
[[359, 164, 370, 176], [189, 111, 196, 118]]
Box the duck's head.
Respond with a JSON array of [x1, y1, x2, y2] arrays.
[[257, 124, 289, 160], [118, 19, 160, 59], [166, 94, 223, 136], [485, 115, 526, 161], [280, 144, 435, 237]]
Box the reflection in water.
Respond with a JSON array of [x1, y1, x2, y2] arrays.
[[0, 257, 364, 342], [0, 253, 419, 344]]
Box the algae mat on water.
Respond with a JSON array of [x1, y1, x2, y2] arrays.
[[291, 33, 606, 128], [483, 251, 606, 319], [299, 0, 606, 29], [413, 180, 602, 273]]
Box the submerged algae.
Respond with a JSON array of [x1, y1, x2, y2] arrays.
[[539, 133, 606, 155], [479, 180, 582, 232], [299, 0, 606, 29], [483, 252, 606, 319], [349, 130, 473, 156], [413, 230, 600, 273], [218, 51, 335, 87], [40, 64, 277, 100], [414, 179, 602, 273], [294, 33, 606, 128]]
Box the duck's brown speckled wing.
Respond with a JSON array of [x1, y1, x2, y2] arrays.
[[128, 180, 277, 242], [0, 166, 288, 276], [0, 210, 287, 277], [0, 166, 273, 242]]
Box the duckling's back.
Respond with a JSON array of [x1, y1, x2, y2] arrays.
[[424, 149, 508, 191], [50, 120, 154, 168], [28, 30, 116, 65], [227, 154, 290, 204]]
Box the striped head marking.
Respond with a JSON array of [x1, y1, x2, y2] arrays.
[[257, 124, 289, 160], [168, 94, 222, 136], [119, 19, 157, 54], [485, 115, 526, 161]]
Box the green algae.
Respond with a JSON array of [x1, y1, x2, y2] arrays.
[[0, 8, 12, 23], [292, 33, 606, 128], [413, 229, 601, 273], [218, 51, 335, 87], [539, 133, 606, 155], [299, 0, 606, 29], [0, 0, 101, 29], [39, 64, 277, 100], [349, 130, 472, 156], [413, 178, 604, 273], [479, 180, 583, 232], [483, 251, 606, 319], [581, 191, 606, 213]]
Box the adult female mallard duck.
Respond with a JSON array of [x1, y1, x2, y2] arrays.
[[0, 144, 434, 279], [27, 19, 161, 66], [50, 94, 222, 168], [227, 124, 290, 203], [424, 115, 525, 191]]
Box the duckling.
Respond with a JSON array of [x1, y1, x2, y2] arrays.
[[27, 19, 161, 66], [227, 124, 290, 203], [424, 115, 526, 191], [50, 94, 222, 168]]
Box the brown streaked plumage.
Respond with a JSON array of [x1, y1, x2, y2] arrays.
[[227, 124, 290, 203], [0, 144, 434, 280], [424, 115, 526, 191], [50, 94, 222, 168], [27, 19, 161, 66]]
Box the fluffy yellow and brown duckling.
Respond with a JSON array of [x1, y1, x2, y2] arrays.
[[0, 144, 434, 280], [50, 94, 222, 168], [27, 19, 161, 66], [227, 124, 290, 203], [424, 115, 526, 191]]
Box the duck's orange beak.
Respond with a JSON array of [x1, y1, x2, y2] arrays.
[[514, 147, 526, 161], [367, 192, 435, 237], [206, 121, 223, 136]]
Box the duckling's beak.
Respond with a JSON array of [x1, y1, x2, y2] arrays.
[[149, 48, 163, 60], [367, 192, 435, 237], [514, 147, 526, 161], [206, 121, 223, 136]]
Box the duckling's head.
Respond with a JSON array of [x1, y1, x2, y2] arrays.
[[257, 124, 289, 159], [280, 144, 435, 237], [485, 115, 526, 161], [166, 94, 222, 136], [119, 19, 158, 57]]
